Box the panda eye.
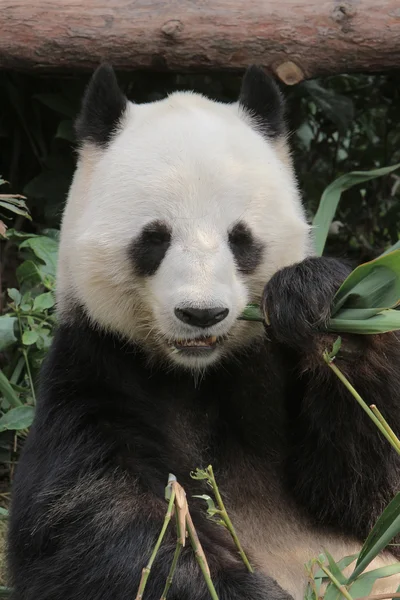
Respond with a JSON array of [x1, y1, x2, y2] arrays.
[[143, 228, 171, 246], [228, 221, 264, 275], [130, 220, 172, 276], [228, 222, 253, 247]]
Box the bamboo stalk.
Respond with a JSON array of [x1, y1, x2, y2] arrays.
[[135, 487, 176, 600], [317, 563, 354, 600], [369, 404, 400, 450], [205, 466, 254, 573], [160, 532, 183, 599], [186, 512, 219, 600], [323, 352, 400, 455]]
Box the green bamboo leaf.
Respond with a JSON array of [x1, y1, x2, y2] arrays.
[[0, 507, 8, 520], [193, 495, 219, 515], [328, 309, 400, 334], [332, 251, 400, 315], [349, 563, 400, 598], [349, 493, 400, 582], [326, 337, 342, 360], [322, 582, 342, 600], [314, 554, 358, 579], [380, 241, 400, 257], [239, 304, 263, 322], [324, 550, 347, 585], [0, 406, 35, 432], [312, 163, 400, 256], [336, 554, 359, 572]]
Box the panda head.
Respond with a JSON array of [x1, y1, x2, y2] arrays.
[[57, 64, 311, 370]]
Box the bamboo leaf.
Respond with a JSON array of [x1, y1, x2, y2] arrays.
[[324, 550, 347, 585], [393, 583, 400, 600], [322, 583, 342, 600], [328, 309, 400, 334], [314, 554, 358, 580], [349, 493, 400, 582], [332, 251, 400, 315], [312, 164, 400, 256], [380, 241, 400, 257], [349, 563, 400, 598], [238, 304, 263, 322]]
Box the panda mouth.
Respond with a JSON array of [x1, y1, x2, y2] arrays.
[[173, 336, 218, 352]]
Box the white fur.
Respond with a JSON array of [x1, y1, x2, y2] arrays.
[[57, 92, 311, 368]]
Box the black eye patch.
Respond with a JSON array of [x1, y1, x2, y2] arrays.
[[129, 220, 172, 276], [228, 222, 264, 274]]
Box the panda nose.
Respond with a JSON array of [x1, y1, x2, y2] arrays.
[[174, 307, 229, 328]]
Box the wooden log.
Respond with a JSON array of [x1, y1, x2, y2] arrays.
[[1, 0, 400, 82]]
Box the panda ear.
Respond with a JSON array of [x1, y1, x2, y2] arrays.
[[239, 65, 285, 139], [75, 64, 127, 147]]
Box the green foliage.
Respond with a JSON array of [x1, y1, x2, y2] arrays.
[[242, 249, 400, 335], [0, 230, 57, 435], [305, 495, 400, 599], [313, 163, 400, 256], [328, 249, 400, 334], [349, 493, 400, 582]]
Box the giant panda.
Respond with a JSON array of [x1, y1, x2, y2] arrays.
[[8, 65, 400, 600]]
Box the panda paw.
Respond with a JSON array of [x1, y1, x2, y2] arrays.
[[262, 256, 351, 351]]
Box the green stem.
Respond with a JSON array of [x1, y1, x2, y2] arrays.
[[369, 404, 400, 450], [318, 563, 354, 600], [22, 349, 36, 405], [135, 487, 176, 600], [160, 525, 183, 600], [10, 357, 25, 385], [16, 310, 37, 404], [186, 513, 220, 600], [206, 466, 254, 573], [323, 353, 400, 455]]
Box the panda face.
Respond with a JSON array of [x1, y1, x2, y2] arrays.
[[57, 66, 311, 370]]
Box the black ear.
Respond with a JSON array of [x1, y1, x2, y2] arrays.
[[239, 65, 285, 139], [75, 64, 127, 146]]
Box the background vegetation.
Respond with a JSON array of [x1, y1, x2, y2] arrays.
[[0, 68, 400, 496]]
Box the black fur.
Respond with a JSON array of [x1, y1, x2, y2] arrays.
[[75, 64, 127, 146], [8, 256, 400, 600], [228, 221, 264, 274], [239, 65, 285, 139], [129, 220, 172, 276]]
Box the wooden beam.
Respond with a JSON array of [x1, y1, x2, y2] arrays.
[[1, 0, 400, 82]]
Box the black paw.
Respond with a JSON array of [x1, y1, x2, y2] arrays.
[[262, 257, 351, 350]]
